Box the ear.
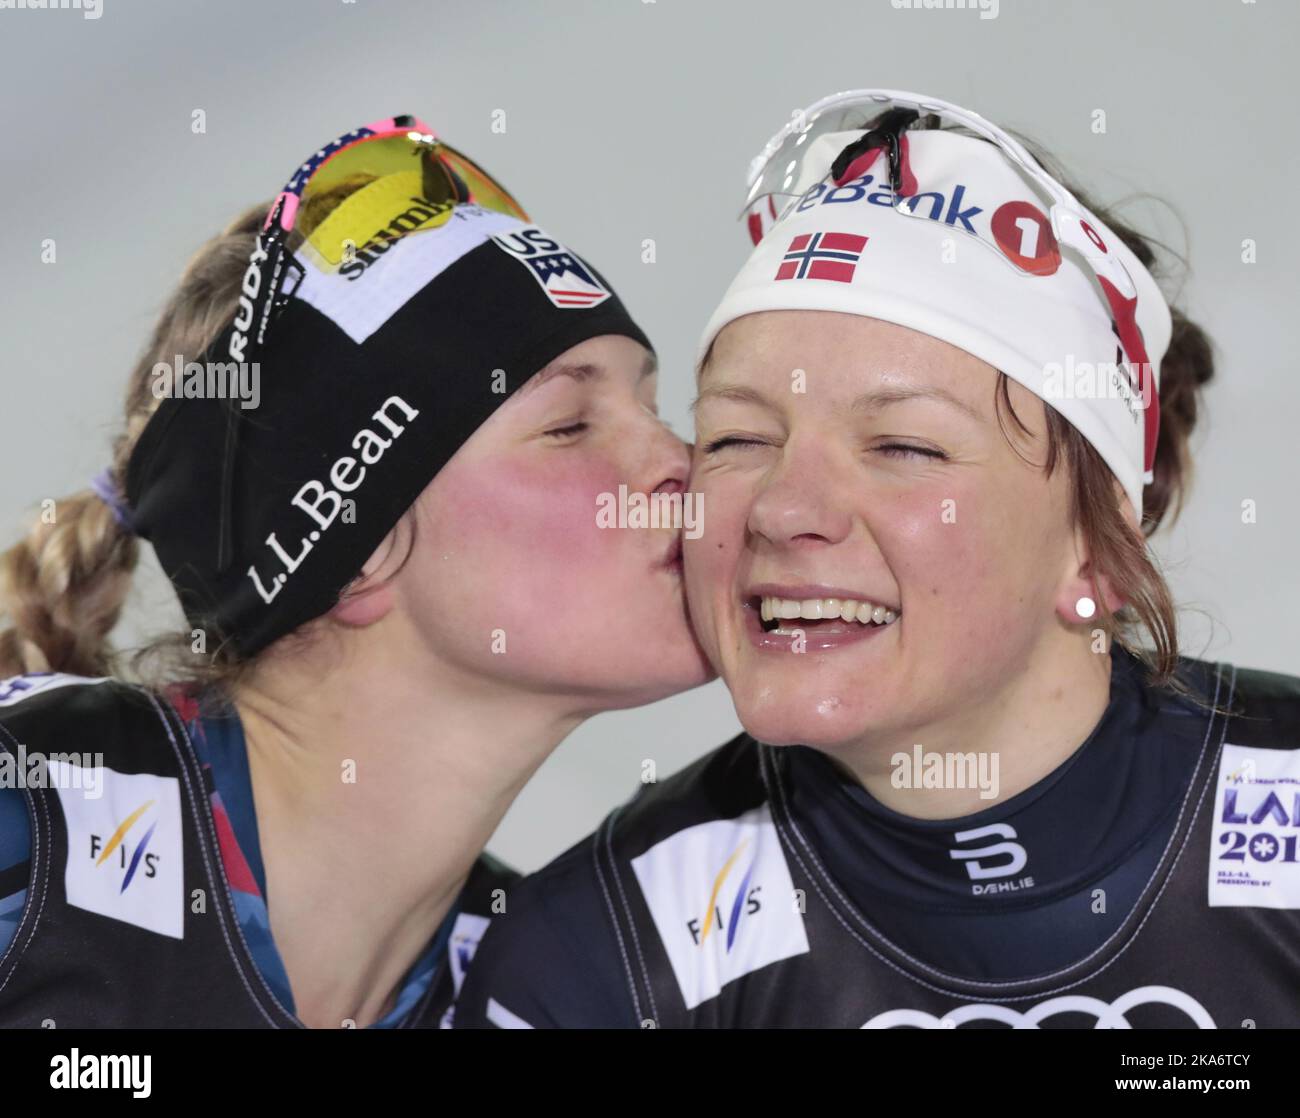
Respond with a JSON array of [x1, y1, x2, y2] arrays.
[[327, 537, 399, 630], [1055, 476, 1132, 625], [329, 582, 395, 629]]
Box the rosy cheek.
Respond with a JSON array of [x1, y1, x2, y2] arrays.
[[685, 478, 747, 626], [885, 488, 1020, 640], [440, 454, 627, 563]]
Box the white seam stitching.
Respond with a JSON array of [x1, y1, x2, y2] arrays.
[[0, 725, 49, 999], [142, 689, 293, 1029], [591, 811, 646, 1024], [602, 809, 660, 1025]]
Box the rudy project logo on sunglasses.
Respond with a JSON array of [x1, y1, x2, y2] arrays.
[[51, 762, 185, 939], [491, 227, 612, 308]]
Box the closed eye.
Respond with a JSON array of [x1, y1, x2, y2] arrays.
[[878, 443, 947, 461], [701, 435, 767, 453], [544, 421, 589, 439]]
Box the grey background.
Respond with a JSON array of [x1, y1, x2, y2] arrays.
[[1, 0, 1295, 871]]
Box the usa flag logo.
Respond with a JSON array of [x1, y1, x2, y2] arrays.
[[492, 225, 612, 308], [775, 232, 868, 283]]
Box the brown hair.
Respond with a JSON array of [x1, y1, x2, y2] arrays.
[[0, 202, 273, 692], [0, 197, 414, 701], [958, 118, 1215, 695]]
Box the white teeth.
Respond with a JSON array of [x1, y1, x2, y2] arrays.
[[756, 595, 900, 626]]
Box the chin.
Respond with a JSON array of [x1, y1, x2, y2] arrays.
[[729, 686, 877, 750]]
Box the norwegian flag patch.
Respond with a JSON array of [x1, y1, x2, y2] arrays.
[[775, 232, 868, 283], [491, 225, 612, 308]]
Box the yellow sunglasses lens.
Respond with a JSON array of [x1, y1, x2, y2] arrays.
[[294, 133, 460, 268], [290, 131, 528, 271]]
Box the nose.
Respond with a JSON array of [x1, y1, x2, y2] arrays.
[[747, 439, 854, 550], [638, 406, 691, 498]]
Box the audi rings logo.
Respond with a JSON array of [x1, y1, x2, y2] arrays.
[[862, 986, 1216, 1029]]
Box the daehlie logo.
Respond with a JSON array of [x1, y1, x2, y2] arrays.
[[687, 839, 760, 952], [90, 799, 162, 893], [339, 194, 457, 281], [247, 395, 420, 605], [949, 823, 1034, 895]]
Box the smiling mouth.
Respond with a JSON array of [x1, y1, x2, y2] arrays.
[[755, 594, 899, 634]]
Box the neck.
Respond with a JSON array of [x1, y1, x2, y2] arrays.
[[838, 633, 1113, 819], [232, 623, 581, 1029]]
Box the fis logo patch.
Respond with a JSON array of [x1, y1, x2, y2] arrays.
[[52, 762, 185, 939], [1209, 743, 1300, 909], [775, 231, 868, 283], [631, 806, 809, 1010], [688, 837, 760, 954], [491, 226, 612, 308]]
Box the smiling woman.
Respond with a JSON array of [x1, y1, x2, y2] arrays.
[[454, 90, 1300, 1031], [687, 307, 1177, 759]]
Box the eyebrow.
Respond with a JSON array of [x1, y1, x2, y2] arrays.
[[522, 351, 658, 395], [691, 381, 984, 423], [851, 385, 984, 423]]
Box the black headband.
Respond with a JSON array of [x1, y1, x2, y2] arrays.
[[124, 215, 652, 657]]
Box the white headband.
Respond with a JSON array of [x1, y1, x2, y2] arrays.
[[698, 124, 1172, 520]]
